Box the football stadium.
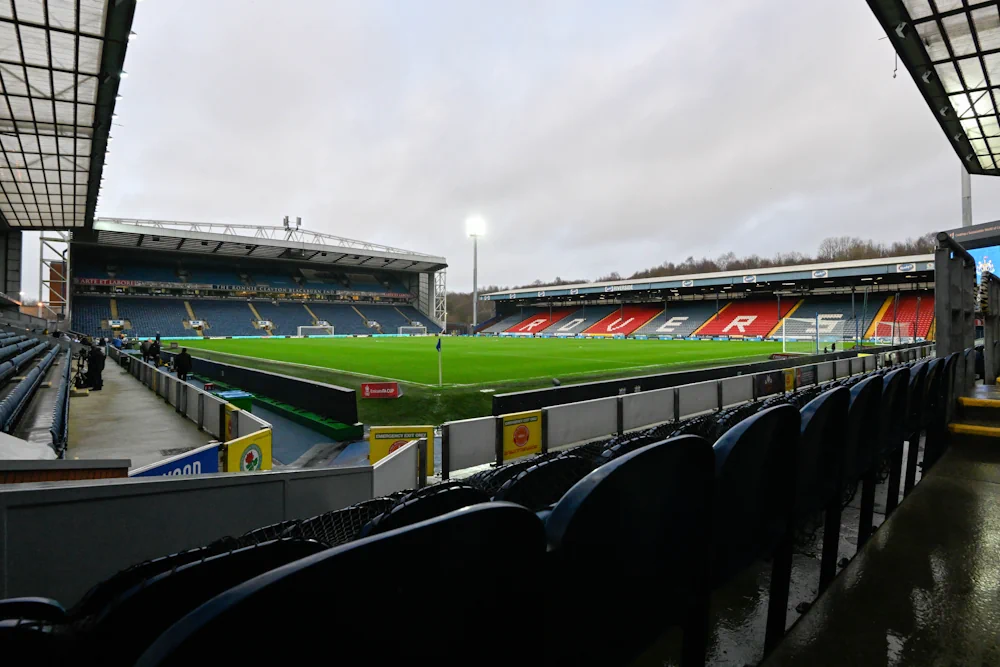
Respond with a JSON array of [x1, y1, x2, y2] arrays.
[[3, 1, 1000, 665]]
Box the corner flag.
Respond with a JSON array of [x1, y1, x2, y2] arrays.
[[436, 337, 442, 385]]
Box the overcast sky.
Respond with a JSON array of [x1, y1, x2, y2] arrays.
[[24, 0, 1000, 296]]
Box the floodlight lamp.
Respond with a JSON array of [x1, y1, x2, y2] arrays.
[[465, 215, 487, 237]]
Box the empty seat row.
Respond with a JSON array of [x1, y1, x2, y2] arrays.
[[0, 344, 59, 433], [0, 347, 956, 665]]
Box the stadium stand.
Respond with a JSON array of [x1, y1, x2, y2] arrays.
[[250, 301, 310, 334], [633, 302, 719, 338], [695, 298, 797, 338], [250, 272, 299, 288], [505, 306, 577, 334], [184, 268, 244, 285], [777, 295, 876, 341], [72, 261, 110, 280], [116, 298, 191, 338], [306, 303, 373, 335], [72, 296, 114, 338], [395, 305, 427, 324], [193, 301, 260, 336], [122, 265, 179, 283], [583, 304, 663, 336], [481, 309, 543, 334], [541, 304, 618, 335], [869, 293, 935, 339], [355, 305, 428, 333]]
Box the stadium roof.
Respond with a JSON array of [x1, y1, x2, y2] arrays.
[[482, 254, 935, 301], [869, 0, 1000, 175], [0, 0, 134, 230], [77, 218, 448, 273]]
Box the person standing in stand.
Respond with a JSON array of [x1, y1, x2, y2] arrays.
[[88, 339, 106, 391]]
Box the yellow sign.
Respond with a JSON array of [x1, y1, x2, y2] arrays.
[[225, 429, 273, 473], [224, 404, 238, 441], [369, 425, 434, 476], [783, 368, 796, 392], [501, 410, 542, 461]]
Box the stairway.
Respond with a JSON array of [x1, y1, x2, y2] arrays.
[[110, 298, 119, 320], [183, 301, 203, 336], [247, 302, 270, 336], [303, 304, 319, 324], [351, 305, 375, 330], [948, 387, 1000, 439]]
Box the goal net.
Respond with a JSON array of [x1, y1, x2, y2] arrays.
[[399, 325, 427, 336], [874, 321, 914, 345], [776, 317, 821, 354], [298, 325, 334, 336]]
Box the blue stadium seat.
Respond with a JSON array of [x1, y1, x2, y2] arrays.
[[354, 305, 424, 333], [857, 366, 910, 546], [543, 435, 715, 665], [124, 266, 179, 283], [192, 301, 258, 336], [135, 503, 545, 667], [795, 387, 850, 592], [249, 302, 310, 334], [711, 404, 799, 655], [72, 296, 114, 338], [304, 303, 371, 335], [115, 299, 191, 338], [184, 269, 243, 285]]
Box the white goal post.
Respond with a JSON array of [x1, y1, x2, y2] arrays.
[[777, 317, 820, 354], [298, 325, 335, 336], [399, 325, 427, 336], [874, 321, 914, 345]]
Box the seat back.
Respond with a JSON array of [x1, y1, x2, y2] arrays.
[[795, 387, 850, 519], [544, 435, 715, 664], [136, 503, 544, 667], [940, 352, 960, 422], [875, 367, 910, 459], [846, 375, 883, 484], [491, 454, 594, 510], [711, 404, 800, 584], [921, 358, 943, 426], [905, 361, 929, 430], [89, 539, 325, 666], [360, 482, 489, 536]]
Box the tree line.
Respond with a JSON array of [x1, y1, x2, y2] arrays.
[[447, 234, 936, 325]]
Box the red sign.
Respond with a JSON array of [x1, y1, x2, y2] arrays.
[[361, 382, 403, 399]]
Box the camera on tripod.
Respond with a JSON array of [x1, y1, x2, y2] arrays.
[[73, 348, 89, 389]]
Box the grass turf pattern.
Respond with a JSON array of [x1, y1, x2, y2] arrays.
[[181, 336, 819, 387]]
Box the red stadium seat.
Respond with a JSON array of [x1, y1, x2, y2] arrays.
[[870, 293, 934, 339], [505, 307, 579, 334], [582, 305, 663, 336], [695, 299, 797, 338]]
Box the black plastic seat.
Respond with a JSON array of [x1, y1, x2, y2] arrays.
[[711, 404, 800, 655], [544, 435, 715, 667], [491, 454, 593, 510], [925, 352, 960, 469], [136, 503, 545, 667], [858, 366, 910, 546], [845, 374, 883, 489], [796, 387, 850, 592], [360, 481, 489, 536], [82, 539, 325, 665]]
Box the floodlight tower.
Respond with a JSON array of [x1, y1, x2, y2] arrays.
[[465, 215, 487, 329]]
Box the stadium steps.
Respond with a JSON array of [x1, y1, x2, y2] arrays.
[[351, 305, 374, 331], [393, 306, 410, 321], [247, 303, 271, 336], [691, 302, 732, 336], [765, 298, 804, 338], [303, 304, 319, 324], [110, 299, 119, 320], [948, 392, 1000, 439], [862, 296, 894, 339], [183, 301, 203, 336]]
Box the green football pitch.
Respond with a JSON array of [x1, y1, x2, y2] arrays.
[[179, 336, 823, 424], [181, 336, 818, 387]]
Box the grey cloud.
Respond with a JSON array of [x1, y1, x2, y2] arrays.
[[60, 0, 1000, 299]]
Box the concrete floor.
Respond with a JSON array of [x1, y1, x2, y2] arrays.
[[763, 436, 1000, 666], [66, 363, 212, 470]]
